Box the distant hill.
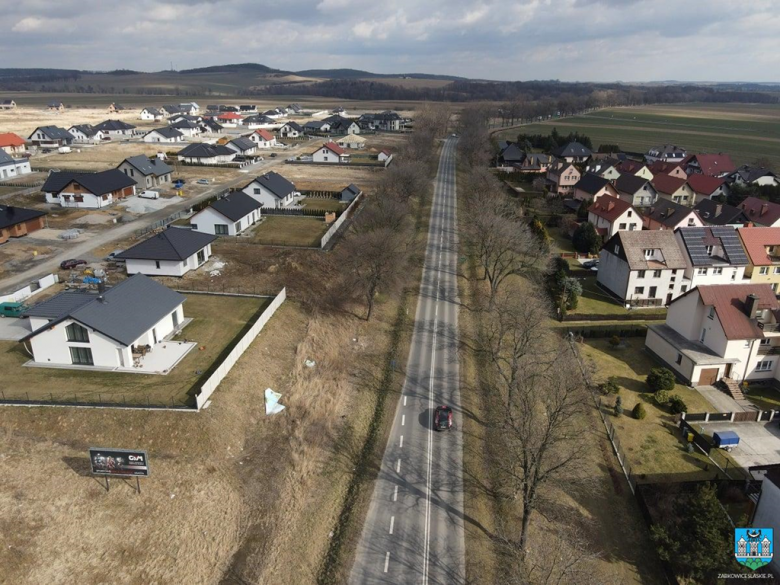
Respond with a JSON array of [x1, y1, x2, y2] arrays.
[[177, 63, 283, 75], [295, 68, 466, 81]]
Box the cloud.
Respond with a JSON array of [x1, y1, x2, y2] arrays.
[[12, 17, 50, 32]]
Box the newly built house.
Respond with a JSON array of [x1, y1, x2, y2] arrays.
[[177, 143, 236, 165], [0, 205, 46, 244], [190, 192, 262, 236], [116, 155, 173, 189], [312, 142, 349, 163], [143, 127, 184, 143], [0, 150, 31, 180], [116, 228, 217, 277], [43, 169, 136, 209], [242, 171, 299, 208]]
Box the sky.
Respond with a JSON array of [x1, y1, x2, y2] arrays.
[[3, 0, 780, 82]]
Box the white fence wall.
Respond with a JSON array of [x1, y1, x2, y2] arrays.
[[320, 192, 364, 248], [195, 288, 286, 409], [0, 274, 59, 304]]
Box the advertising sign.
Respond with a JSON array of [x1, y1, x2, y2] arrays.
[[89, 448, 150, 477]]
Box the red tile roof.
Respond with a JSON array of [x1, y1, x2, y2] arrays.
[[696, 284, 779, 340], [647, 161, 684, 176], [217, 112, 242, 120], [688, 153, 736, 176], [587, 194, 633, 222], [687, 173, 726, 196], [0, 132, 25, 148], [254, 129, 274, 141], [737, 227, 780, 266], [739, 197, 780, 226], [322, 141, 345, 155], [618, 160, 648, 175], [650, 174, 688, 196]]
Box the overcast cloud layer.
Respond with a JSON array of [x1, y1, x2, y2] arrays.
[[3, 0, 779, 82]]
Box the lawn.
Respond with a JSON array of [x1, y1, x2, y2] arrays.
[[251, 215, 329, 247], [301, 197, 346, 213], [0, 294, 268, 407], [569, 274, 668, 319], [743, 382, 780, 411], [580, 338, 723, 483]]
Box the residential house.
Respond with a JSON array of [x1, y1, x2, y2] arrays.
[[597, 230, 688, 307], [684, 153, 736, 177], [739, 197, 780, 227], [304, 121, 332, 134], [168, 119, 201, 138], [243, 115, 276, 129], [645, 144, 687, 164], [358, 111, 404, 131], [0, 132, 26, 155], [143, 127, 184, 143], [644, 283, 780, 385], [378, 150, 392, 163], [215, 112, 243, 126], [651, 175, 697, 206], [552, 141, 592, 163], [515, 153, 555, 173], [614, 174, 658, 208], [28, 126, 73, 148], [546, 161, 581, 196], [728, 165, 780, 188], [44, 169, 136, 209], [94, 119, 136, 138], [179, 103, 200, 115], [340, 184, 362, 203], [0, 99, 16, 109], [167, 114, 202, 126], [647, 161, 687, 180], [675, 226, 749, 288], [587, 195, 640, 239], [200, 119, 224, 134], [278, 121, 304, 138], [751, 469, 780, 576], [618, 160, 654, 181], [176, 143, 236, 165], [241, 171, 299, 208], [336, 134, 367, 150], [162, 105, 183, 117], [107, 103, 125, 114], [117, 155, 173, 189], [313, 142, 349, 164], [239, 104, 257, 113], [190, 192, 261, 236], [20, 274, 187, 371], [643, 200, 704, 231], [116, 228, 217, 277], [497, 143, 525, 166], [572, 173, 618, 202], [47, 101, 65, 112], [218, 105, 240, 113], [226, 136, 257, 156], [694, 199, 749, 228], [249, 129, 277, 148], [68, 124, 105, 144], [0, 205, 46, 244], [738, 227, 780, 293], [329, 118, 361, 135], [687, 173, 731, 201], [262, 108, 285, 119], [0, 150, 32, 180], [140, 107, 165, 121], [585, 158, 621, 180]]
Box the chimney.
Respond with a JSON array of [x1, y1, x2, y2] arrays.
[[97, 280, 106, 294], [715, 204, 723, 217], [745, 294, 760, 318], [761, 203, 768, 217]]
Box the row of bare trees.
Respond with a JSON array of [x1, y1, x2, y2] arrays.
[[459, 110, 597, 581]]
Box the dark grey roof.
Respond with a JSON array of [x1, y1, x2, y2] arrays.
[[677, 226, 749, 266], [23, 274, 185, 346], [146, 127, 183, 139], [42, 170, 81, 193], [615, 174, 651, 195], [282, 121, 304, 132], [143, 107, 163, 115], [48, 101, 63, 107], [499, 143, 524, 163], [250, 171, 297, 199], [244, 115, 275, 124], [70, 124, 100, 137], [647, 144, 686, 157], [573, 173, 610, 195], [342, 184, 361, 196], [116, 227, 216, 261], [552, 141, 592, 158], [178, 143, 234, 158], [122, 155, 173, 177], [0, 205, 46, 230], [208, 192, 262, 221], [304, 121, 329, 130], [0, 150, 16, 167], [31, 126, 72, 141], [169, 119, 199, 129], [228, 137, 255, 152], [94, 119, 135, 131], [46, 169, 136, 196], [694, 199, 749, 226], [645, 200, 696, 227], [201, 119, 223, 131], [163, 105, 183, 114], [732, 165, 778, 184]]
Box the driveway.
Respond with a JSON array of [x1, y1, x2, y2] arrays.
[[0, 316, 31, 340], [700, 420, 780, 468], [695, 385, 754, 413]]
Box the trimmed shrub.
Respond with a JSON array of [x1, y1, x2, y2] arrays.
[[647, 367, 676, 392], [609, 335, 621, 347], [632, 403, 647, 420], [669, 394, 688, 414], [614, 395, 623, 417], [655, 389, 670, 405], [601, 377, 620, 395]]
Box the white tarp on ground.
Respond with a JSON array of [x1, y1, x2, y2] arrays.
[[265, 388, 285, 415]]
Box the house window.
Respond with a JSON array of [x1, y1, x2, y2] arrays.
[[681, 285, 688, 293], [155, 260, 161, 269], [687, 218, 695, 226], [70, 346, 94, 366], [619, 223, 626, 230], [637, 270, 646, 278], [215, 224, 228, 235], [696, 268, 708, 275], [615, 245, 620, 254], [627, 210, 632, 217], [708, 307, 715, 320], [756, 360, 773, 372], [644, 249, 654, 259], [760, 338, 771, 346], [676, 353, 683, 365], [732, 270, 737, 281], [760, 267, 769, 275], [190, 224, 198, 231], [653, 270, 661, 278], [649, 286, 657, 297], [66, 323, 89, 342], [700, 329, 706, 342], [629, 224, 636, 231], [234, 222, 241, 232], [774, 267, 780, 274], [705, 245, 713, 255], [713, 267, 723, 275], [634, 286, 645, 295]]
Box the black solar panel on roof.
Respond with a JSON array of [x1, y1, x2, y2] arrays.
[[679, 227, 748, 266]]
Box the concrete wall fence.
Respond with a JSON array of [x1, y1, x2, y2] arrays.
[[194, 287, 286, 409], [321, 192, 364, 249], [0, 273, 59, 304]]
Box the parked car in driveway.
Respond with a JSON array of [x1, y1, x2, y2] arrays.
[[196, 179, 209, 185], [583, 259, 599, 271], [0, 302, 29, 318], [434, 405, 453, 431], [60, 259, 87, 270], [139, 190, 159, 199]]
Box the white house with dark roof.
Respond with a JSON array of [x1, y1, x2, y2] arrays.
[[552, 141, 591, 163], [115, 227, 217, 277], [614, 174, 659, 208], [28, 126, 73, 148], [190, 192, 261, 236], [168, 119, 201, 138], [143, 127, 184, 143], [177, 143, 236, 164], [573, 173, 618, 202], [0, 150, 31, 180], [643, 200, 704, 231], [140, 107, 165, 121], [645, 144, 687, 164], [226, 136, 257, 156], [279, 121, 304, 138], [94, 119, 136, 138], [43, 169, 136, 209], [116, 155, 173, 189], [241, 171, 299, 208], [675, 226, 749, 288], [68, 124, 105, 144], [20, 274, 190, 372]]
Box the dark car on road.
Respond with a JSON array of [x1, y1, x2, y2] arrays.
[[60, 259, 87, 270], [434, 405, 453, 431]]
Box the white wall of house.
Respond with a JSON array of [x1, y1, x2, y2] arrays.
[[117, 162, 171, 189], [575, 185, 616, 202], [588, 208, 640, 238], [250, 135, 277, 148], [190, 207, 260, 236], [172, 127, 200, 138], [226, 142, 257, 155], [28, 319, 131, 368], [143, 131, 183, 143], [279, 125, 301, 138], [644, 327, 697, 382], [54, 191, 113, 209], [623, 268, 683, 305], [140, 110, 163, 121], [684, 264, 745, 288], [178, 153, 235, 165], [0, 159, 31, 179], [242, 182, 295, 208], [312, 147, 343, 163], [596, 250, 631, 300], [125, 245, 211, 277]]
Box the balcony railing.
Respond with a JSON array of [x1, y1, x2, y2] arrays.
[[757, 322, 780, 333], [758, 345, 780, 355]]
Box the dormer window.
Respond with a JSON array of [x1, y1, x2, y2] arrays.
[[644, 249, 655, 259], [705, 245, 713, 256]]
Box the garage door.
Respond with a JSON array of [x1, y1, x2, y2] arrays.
[[698, 368, 719, 386]]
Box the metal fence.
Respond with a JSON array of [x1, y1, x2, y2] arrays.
[[595, 396, 638, 493], [134, 208, 193, 237]]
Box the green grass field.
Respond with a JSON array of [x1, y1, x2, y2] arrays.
[[496, 103, 780, 170], [300, 197, 346, 212]]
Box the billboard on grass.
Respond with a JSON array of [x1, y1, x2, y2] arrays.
[[89, 448, 150, 477]]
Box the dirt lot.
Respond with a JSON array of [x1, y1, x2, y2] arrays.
[[30, 141, 184, 173], [0, 106, 158, 141], [283, 162, 386, 191]]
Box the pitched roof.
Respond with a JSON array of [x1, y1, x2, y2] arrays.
[[739, 197, 780, 226], [677, 226, 749, 266], [178, 143, 234, 158], [115, 227, 217, 261], [121, 155, 173, 177], [146, 127, 183, 139], [142, 107, 163, 115], [647, 160, 684, 175], [169, 119, 199, 129], [737, 227, 780, 266], [69, 124, 101, 137], [732, 164, 778, 184], [244, 115, 275, 124], [0, 205, 46, 230], [249, 171, 296, 199], [228, 136, 255, 152], [618, 160, 649, 175], [216, 111, 242, 120], [574, 173, 611, 195], [0, 150, 17, 167], [644, 200, 699, 228], [305, 120, 329, 129], [0, 132, 25, 148], [342, 184, 361, 197], [499, 143, 525, 163], [42, 171, 81, 193], [207, 192, 262, 221], [696, 284, 779, 340], [605, 230, 686, 270], [586, 158, 620, 175], [282, 121, 304, 132], [320, 142, 345, 156], [587, 195, 632, 222], [253, 129, 274, 141], [614, 173, 652, 195], [23, 274, 185, 346], [31, 126, 72, 140], [647, 144, 686, 157], [650, 174, 688, 196], [67, 169, 137, 196], [94, 119, 135, 131], [694, 199, 748, 226], [689, 153, 736, 176], [336, 134, 366, 144], [687, 173, 726, 195], [552, 141, 591, 158]]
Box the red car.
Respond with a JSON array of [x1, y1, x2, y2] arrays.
[[434, 405, 453, 431], [60, 259, 87, 270]]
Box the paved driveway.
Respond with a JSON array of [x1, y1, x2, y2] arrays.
[[0, 316, 31, 340], [696, 385, 753, 412], [700, 420, 780, 468]]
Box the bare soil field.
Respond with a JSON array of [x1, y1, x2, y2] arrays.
[[0, 106, 158, 140], [250, 216, 329, 247], [30, 141, 184, 173], [283, 162, 386, 190]]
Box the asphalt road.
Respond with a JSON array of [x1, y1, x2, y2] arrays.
[[350, 137, 465, 585]]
